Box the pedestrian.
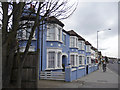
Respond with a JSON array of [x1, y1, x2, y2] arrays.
[[102, 61, 106, 72]]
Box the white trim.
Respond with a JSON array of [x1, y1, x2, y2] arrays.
[[45, 67, 63, 70], [46, 23, 63, 42], [47, 47, 62, 50], [63, 32, 67, 35], [70, 36, 78, 48], [70, 52, 78, 67], [70, 52, 78, 55], [46, 48, 62, 69], [62, 53, 68, 58], [78, 66, 85, 69], [71, 68, 77, 71], [78, 40, 85, 50], [19, 46, 35, 52]]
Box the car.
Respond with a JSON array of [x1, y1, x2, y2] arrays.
[[118, 59, 120, 64]]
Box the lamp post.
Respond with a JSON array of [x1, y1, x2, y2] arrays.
[[97, 28, 111, 64]]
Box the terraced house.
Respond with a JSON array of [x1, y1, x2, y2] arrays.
[[18, 8, 99, 82]]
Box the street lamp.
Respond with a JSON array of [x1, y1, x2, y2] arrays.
[[97, 28, 111, 64]]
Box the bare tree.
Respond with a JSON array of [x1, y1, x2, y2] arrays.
[[1, 0, 78, 88]]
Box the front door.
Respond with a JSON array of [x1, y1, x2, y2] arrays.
[[86, 65, 88, 74], [62, 55, 67, 72]]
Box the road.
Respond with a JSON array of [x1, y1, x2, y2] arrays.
[[107, 59, 119, 76]]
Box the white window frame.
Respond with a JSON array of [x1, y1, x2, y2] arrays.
[[86, 45, 91, 52], [70, 52, 78, 67], [78, 54, 85, 65], [63, 32, 66, 46], [78, 40, 85, 50], [47, 24, 62, 42], [18, 20, 36, 40], [46, 48, 62, 70], [70, 36, 78, 48], [48, 51, 55, 68], [86, 56, 91, 65]]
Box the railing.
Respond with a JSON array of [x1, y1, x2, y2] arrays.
[[40, 71, 65, 81]]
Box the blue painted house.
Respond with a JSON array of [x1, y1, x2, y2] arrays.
[[18, 8, 99, 82]]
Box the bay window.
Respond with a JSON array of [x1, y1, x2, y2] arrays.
[[70, 53, 78, 67], [86, 45, 91, 52], [47, 49, 62, 69], [70, 36, 78, 48], [78, 41, 85, 50], [79, 55, 85, 65], [17, 20, 35, 40], [79, 56, 82, 64], [86, 56, 91, 65], [47, 24, 62, 42]]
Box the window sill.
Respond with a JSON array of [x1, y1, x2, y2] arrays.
[[69, 47, 78, 49], [86, 51, 91, 53], [71, 68, 77, 71], [45, 67, 63, 70], [46, 40, 63, 43], [72, 66, 78, 68], [78, 66, 85, 70], [19, 38, 37, 40], [78, 49, 85, 51]]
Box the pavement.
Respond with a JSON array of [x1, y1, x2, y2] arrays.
[[38, 66, 119, 88], [0, 30, 2, 90]]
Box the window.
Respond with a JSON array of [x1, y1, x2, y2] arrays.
[[79, 56, 82, 64], [87, 57, 89, 64], [47, 24, 62, 41], [17, 30, 23, 39], [19, 46, 35, 52], [70, 36, 78, 48], [78, 41, 82, 50], [26, 28, 31, 39], [76, 55, 78, 66], [82, 42, 85, 50], [78, 41, 85, 50], [47, 49, 62, 69], [63, 34, 66, 45], [58, 28, 61, 41], [86, 45, 91, 52], [48, 28, 55, 40], [57, 52, 61, 68], [17, 21, 35, 40], [76, 38, 78, 47], [70, 55, 75, 66], [48, 52, 55, 68]]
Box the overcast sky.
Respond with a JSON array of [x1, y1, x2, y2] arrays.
[[62, 0, 118, 58]]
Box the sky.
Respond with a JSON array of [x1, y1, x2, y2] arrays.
[[62, 0, 118, 58]]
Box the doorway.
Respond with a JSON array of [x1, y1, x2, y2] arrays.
[[62, 55, 67, 72]]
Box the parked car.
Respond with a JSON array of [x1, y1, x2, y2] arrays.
[[118, 59, 120, 64]]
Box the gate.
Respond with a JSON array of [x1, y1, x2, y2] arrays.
[[40, 71, 65, 81], [11, 52, 38, 88]]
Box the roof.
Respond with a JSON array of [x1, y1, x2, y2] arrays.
[[46, 16, 64, 27], [91, 46, 97, 51], [85, 41, 91, 45], [62, 29, 70, 35], [67, 30, 85, 41]]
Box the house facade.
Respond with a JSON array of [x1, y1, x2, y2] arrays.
[[18, 8, 99, 82]]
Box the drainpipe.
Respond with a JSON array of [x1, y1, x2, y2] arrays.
[[40, 20, 44, 71]]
